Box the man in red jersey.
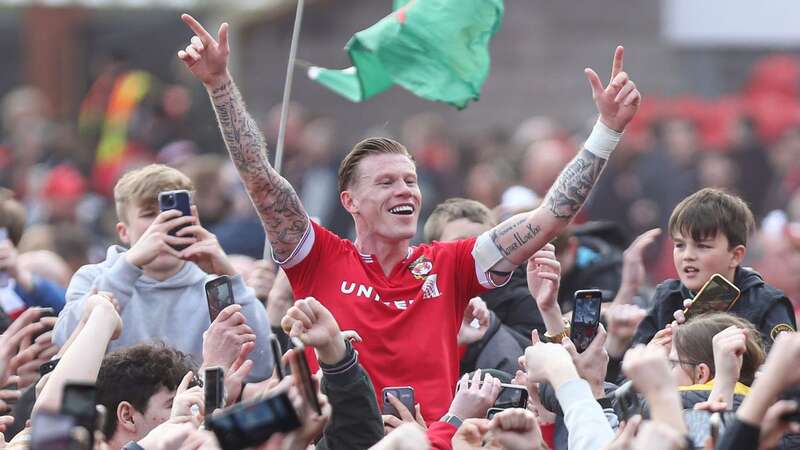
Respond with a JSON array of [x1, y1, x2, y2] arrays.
[[178, 13, 641, 424]]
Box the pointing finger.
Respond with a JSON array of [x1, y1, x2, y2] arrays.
[[610, 45, 624, 82], [181, 14, 215, 46]]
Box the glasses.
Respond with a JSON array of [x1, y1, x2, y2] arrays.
[[668, 358, 700, 370]]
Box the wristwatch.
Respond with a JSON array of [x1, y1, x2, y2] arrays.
[[544, 319, 571, 343], [440, 413, 463, 428]]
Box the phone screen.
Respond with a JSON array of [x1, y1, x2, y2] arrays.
[[382, 387, 415, 418], [493, 384, 528, 409], [571, 289, 602, 353], [684, 274, 741, 320], [205, 276, 235, 322]]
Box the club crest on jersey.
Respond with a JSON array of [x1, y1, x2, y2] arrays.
[[422, 274, 441, 299], [408, 255, 433, 280]]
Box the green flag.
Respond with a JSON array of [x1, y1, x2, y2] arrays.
[[307, 0, 504, 109]]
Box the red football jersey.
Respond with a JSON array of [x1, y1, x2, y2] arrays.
[[281, 221, 497, 422]]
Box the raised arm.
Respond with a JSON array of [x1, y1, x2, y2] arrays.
[[178, 14, 308, 261], [476, 46, 641, 282]]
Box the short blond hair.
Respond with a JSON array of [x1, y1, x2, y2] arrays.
[[424, 198, 496, 242], [114, 164, 193, 223]]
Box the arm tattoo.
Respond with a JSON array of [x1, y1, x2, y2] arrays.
[[490, 220, 542, 258], [209, 80, 308, 260], [544, 149, 606, 220]]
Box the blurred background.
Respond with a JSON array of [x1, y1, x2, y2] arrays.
[[3, 0, 800, 310]]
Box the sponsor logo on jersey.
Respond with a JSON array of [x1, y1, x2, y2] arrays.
[[421, 274, 441, 299], [408, 255, 433, 280], [340, 280, 416, 310]]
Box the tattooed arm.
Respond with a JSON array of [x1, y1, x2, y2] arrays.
[[483, 46, 641, 283], [178, 14, 308, 260]]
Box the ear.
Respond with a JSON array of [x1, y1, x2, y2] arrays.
[[340, 190, 358, 214], [729, 244, 746, 269], [695, 363, 713, 385], [117, 401, 137, 433], [117, 222, 130, 246]]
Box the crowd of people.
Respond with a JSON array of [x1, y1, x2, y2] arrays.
[[0, 10, 800, 450]]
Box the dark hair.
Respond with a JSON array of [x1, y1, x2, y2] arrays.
[[668, 188, 754, 248], [672, 312, 765, 386], [337, 137, 414, 193], [96, 343, 194, 438], [0, 189, 26, 246], [423, 198, 496, 242]]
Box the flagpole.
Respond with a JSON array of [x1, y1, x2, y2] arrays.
[[266, 0, 304, 261], [274, 0, 305, 175]]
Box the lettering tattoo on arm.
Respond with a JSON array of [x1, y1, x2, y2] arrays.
[[544, 149, 606, 220], [491, 222, 543, 258], [209, 80, 308, 260]]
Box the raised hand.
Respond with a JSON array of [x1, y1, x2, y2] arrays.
[[488, 408, 545, 450], [562, 324, 610, 398], [178, 14, 230, 88], [281, 297, 346, 365], [585, 46, 642, 132], [605, 303, 647, 358], [202, 304, 255, 370], [125, 209, 197, 269], [458, 297, 490, 346], [382, 395, 426, 435], [448, 369, 502, 420], [526, 243, 561, 313]]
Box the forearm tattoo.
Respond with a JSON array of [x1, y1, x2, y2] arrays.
[[544, 149, 606, 220], [209, 80, 307, 259], [490, 217, 543, 258]]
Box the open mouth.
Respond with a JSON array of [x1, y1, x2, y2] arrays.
[[683, 266, 700, 275], [388, 204, 415, 216]]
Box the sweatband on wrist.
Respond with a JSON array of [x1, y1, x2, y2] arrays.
[[583, 119, 623, 160]]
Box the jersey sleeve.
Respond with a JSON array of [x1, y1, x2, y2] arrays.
[[279, 221, 342, 294], [449, 237, 501, 306]]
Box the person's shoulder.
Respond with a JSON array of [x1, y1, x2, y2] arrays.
[[736, 267, 787, 304], [651, 277, 684, 298]]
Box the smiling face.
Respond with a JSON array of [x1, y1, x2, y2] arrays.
[[341, 153, 422, 243], [672, 230, 744, 292]]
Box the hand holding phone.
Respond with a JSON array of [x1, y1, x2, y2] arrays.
[[158, 190, 193, 250], [205, 275, 235, 322], [382, 386, 415, 418], [60, 382, 99, 449], [571, 289, 602, 353], [683, 274, 741, 321], [207, 392, 301, 450], [204, 367, 226, 425]]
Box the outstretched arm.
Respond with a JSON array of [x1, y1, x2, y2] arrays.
[[178, 14, 308, 261], [478, 46, 641, 282]]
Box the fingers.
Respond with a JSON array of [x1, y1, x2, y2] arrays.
[[584, 68, 604, 98], [562, 337, 579, 360], [591, 323, 608, 348], [286, 306, 313, 330], [673, 308, 687, 325], [610, 45, 624, 81], [294, 298, 318, 324], [214, 304, 243, 324], [181, 14, 216, 45], [231, 342, 256, 372], [618, 414, 641, 441], [341, 330, 363, 343], [177, 371, 194, 394], [607, 71, 630, 98], [623, 88, 642, 107], [614, 80, 636, 104], [531, 329, 540, 345], [382, 414, 403, 430], [386, 394, 415, 422], [218, 22, 229, 52]]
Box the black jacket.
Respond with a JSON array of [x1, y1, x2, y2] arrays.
[[480, 266, 544, 337], [633, 266, 796, 351]]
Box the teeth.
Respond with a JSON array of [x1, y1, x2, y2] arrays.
[[389, 205, 414, 214]]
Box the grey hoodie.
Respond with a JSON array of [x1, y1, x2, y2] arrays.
[[53, 246, 273, 380]]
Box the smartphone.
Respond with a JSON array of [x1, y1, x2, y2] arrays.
[[39, 358, 61, 377], [289, 338, 322, 415], [382, 386, 415, 418], [493, 384, 529, 410], [207, 392, 301, 450], [571, 289, 603, 353], [204, 367, 226, 425], [158, 190, 192, 250], [486, 407, 503, 420], [205, 275, 235, 322], [613, 380, 642, 422], [270, 335, 285, 380], [0, 228, 8, 287], [31, 411, 79, 450], [683, 274, 741, 321], [60, 383, 98, 449]]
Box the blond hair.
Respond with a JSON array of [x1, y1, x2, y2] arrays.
[[337, 137, 414, 192], [423, 198, 496, 242], [113, 164, 193, 223]]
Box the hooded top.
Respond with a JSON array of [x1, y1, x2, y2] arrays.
[[53, 246, 273, 380]]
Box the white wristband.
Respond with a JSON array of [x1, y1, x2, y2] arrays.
[[583, 119, 623, 160]]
